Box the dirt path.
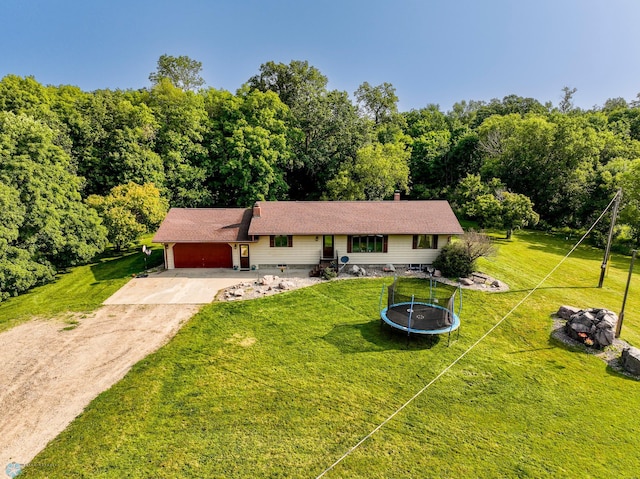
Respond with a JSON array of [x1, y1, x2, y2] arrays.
[[0, 304, 199, 468]]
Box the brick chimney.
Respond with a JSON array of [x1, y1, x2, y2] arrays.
[[253, 202, 261, 218], [393, 191, 400, 201]]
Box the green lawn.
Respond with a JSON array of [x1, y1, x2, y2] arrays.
[[0, 238, 163, 333], [21, 231, 640, 478]]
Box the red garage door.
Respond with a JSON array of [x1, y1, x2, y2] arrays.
[[173, 243, 233, 268]]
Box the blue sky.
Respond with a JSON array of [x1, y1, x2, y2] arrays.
[[2, 0, 640, 112]]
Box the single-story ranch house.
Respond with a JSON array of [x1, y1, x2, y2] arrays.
[[152, 198, 464, 271]]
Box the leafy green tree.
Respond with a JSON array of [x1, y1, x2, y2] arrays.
[[203, 86, 291, 206], [500, 192, 540, 238], [72, 89, 165, 196], [248, 60, 327, 107], [143, 79, 209, 206], [87, 182, 168, 251], [618, 159, 640, 244], [468, 95, 549, 128], [478, 113, 601, 226], [149, 54, 205, 91], [354, 81, 399, 125], [325, 141, 410, 200], [445, 132, 483, 185], [450, 173, 504, 216], [403, 105, 452, 192], [248, 60, 368, 199], [558, 86, 578, 113], [471, 194, 504, 228], [0, 112, 107, 298]]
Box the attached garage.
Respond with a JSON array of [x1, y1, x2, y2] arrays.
[[153, 208, 252, 270], [173, 243, 233, 268]]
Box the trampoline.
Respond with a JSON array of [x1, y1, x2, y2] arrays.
[[379, 276, 462, 343]]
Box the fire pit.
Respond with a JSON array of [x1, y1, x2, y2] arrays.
[[557, 306, 618, 349]]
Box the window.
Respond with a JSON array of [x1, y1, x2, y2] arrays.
[[270, 235, 293, 247], [347, 235, 388, 253], [413, 234, 438, 249]]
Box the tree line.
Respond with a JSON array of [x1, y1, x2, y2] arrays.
[[1, 54, 640, 298]]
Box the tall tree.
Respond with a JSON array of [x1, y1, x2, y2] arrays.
[[143, 79, 209, 207], [559, 86, 578, 113], [618, 159, 640, 244], [203, 86, 291, 206], [87, 182, 168, 251], [325, 141, 410, 200], [354, 81, 399, 125], [248, 60, 368, 199], [149, 54, 205, 91], [72, 89, 165, 196], [0, 112, 107, 298], [477, 113, 603, 226], [248, 60, 327, 107], [403, 105, 451, 194]]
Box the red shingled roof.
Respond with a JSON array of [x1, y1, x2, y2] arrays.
[[152, 208, 252, 243], [249, 200, 463, 235], [153, 201, 463, 243]]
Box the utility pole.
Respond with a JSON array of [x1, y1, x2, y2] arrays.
[[616, 249, 637, 338], [598, 189, 622, 288]]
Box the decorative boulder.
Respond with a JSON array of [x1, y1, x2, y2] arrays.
[[460, 278, 474, 286], [233, 288, 245, 297], [557, 305, 581, 320], [349, 265, 366, 276], [433, 270, 442, 278], [565, 308, 618, 348], [278, 281, 295, 290], [260, 275, 274, 285], [621, 347, 640, 376], [383, 263, 396, 272]]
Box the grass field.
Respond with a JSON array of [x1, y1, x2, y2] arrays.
[[0, 238, 163, 333], [19, 230, 640, 478]]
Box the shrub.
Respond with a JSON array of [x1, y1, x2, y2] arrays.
[[433, 231, 496, 278], [322, 268, 337, 280], [433, 243, 474, 278]]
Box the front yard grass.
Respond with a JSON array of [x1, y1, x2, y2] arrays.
[[22, 230, 640, 478], [0, 238, 162, 333]]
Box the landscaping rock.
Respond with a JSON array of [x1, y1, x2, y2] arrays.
[[278, 281, 295, 290], [491, 280, 502, 288], [383, 263, 396, 272], [349, 265, 367, 276], [433, 269, 442, 278], [260, 275, 274, 285], [557, 305, 581, 320], [460, 278, 474, 286], [564, 308, 618, 348], [621, 347, 640, 376], [233, 288, 245, 297]]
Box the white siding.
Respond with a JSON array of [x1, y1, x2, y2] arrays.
[[249, 236, 323, 267], [247, 234, 449, 267], [336, 235, 444, 265]]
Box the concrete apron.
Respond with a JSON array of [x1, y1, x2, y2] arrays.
[[103, 267, 311, 305]]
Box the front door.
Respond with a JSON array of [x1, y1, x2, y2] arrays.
[[323, 235, 334, 260], [240, 244, 250, 270]]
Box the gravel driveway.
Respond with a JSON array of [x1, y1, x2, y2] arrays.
[[0, 268, 269, 469]]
